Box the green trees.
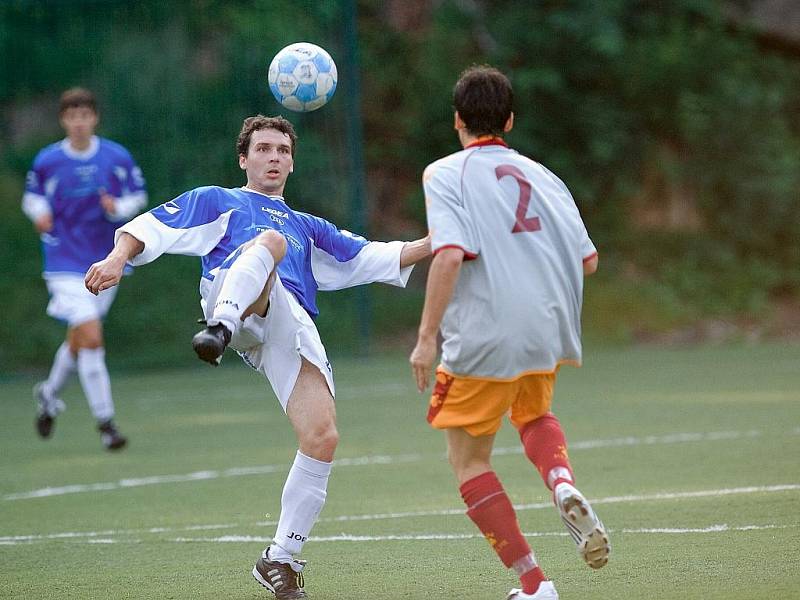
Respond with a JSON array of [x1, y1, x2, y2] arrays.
[[2, 0, 798, 369]]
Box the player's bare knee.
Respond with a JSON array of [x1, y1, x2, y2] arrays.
[[300, 421, 338, 460], [70, 323, 104, 350], [255, 230, 287, 262]]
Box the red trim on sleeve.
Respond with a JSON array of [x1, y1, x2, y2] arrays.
[[582, 251, 598, 264], [434, 244, 478, 261], [465, 137, 509, 149]]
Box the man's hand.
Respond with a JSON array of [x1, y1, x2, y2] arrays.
[[99, 189, 116, 216], [410, 332, 438, 392], [34, 214, 53, 233], [85, 254, 127, 295]]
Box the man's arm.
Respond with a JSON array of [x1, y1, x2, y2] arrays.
[[22, 162, 53, 233], [400, 235, 432, 268], [22, 194, 53, 232], [409, 246, 463, 392], [84, 232, 145, 295], [100, 189, 148, 222], [584, 253, 598, 276]]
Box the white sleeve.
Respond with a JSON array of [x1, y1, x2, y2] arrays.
[[424, 161, 479, 257], [581, 231, 597, 261], [21, 192, 51, 222], [311, 240, 413, 291], [116, 210, 233, 266], [107, 191, 148, 222]]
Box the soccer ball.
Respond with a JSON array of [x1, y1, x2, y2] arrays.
[[268, 42, 338, 112]]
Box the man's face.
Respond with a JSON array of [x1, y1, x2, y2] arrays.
[[60, 106, 98, 141], [239, 128, 294, 196]]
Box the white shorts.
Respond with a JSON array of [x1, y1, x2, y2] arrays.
[[44, 273, 118, 327], [201, 273, 334, 412]]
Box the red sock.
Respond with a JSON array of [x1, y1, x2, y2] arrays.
[[520, 566, 547, 594], [519, 413, 574, 490], [459, 472, 531, 568]]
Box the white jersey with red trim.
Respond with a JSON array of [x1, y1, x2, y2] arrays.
[[423, 140, 597, 379]]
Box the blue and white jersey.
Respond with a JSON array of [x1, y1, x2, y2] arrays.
[[117, 186, 411, 317], [22, 136, 147, 275]]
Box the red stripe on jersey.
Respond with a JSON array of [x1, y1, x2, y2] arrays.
[[582, 251, 598, 263], [433, 245, 478, 261], [465, 137, 509, 149]]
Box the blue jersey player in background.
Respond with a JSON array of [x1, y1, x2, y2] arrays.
[[23, 88, 147, 451], [86, 115, 431, 598]]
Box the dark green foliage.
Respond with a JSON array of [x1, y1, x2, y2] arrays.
[[2, 0, 799, 370]]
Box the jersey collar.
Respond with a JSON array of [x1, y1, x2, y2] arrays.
[[465, 137, 509, 149], [61, 136, 99, 160], [241, 186, 286, 202]]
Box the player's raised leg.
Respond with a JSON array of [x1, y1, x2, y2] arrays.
[[519, 413, 609, 569], [70, 320, 127, 450], [253, 357, 337, 599], [448, 428, 557, 599], [193, 229, 286, 365]]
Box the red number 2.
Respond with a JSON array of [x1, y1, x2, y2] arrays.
[[495, 164, 541, 233]]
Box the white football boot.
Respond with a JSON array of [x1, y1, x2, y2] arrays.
[[506, 581, 559, 599], [555, 481, 610, 569]]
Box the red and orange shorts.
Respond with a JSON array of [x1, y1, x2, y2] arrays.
[[427, 366, 558, 436]]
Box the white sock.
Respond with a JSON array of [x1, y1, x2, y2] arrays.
[[271, 451, 332, 558], [77, 347, 115, 423], [209, 244, 275, 335], [45, 342, 76, 397], [547, 466, 574, 490], [512, 552, 539, 576]]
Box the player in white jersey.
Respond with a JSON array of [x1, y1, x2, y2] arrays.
[[410, 66, 608, 600], [85, 115, 431, 599], [23, 88, 147, 451]]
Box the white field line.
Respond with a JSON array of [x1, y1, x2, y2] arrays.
[[172, 523, 791, 544], [270, 484, 800, 527], [1, 484, 797, 546], [0, 523, 237, 544], [1, 523, 791, 546], [3, 453, 422, 501], [3, 429, 771, 501]]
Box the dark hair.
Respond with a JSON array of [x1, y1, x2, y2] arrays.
[[453, 66, 513, 137], [59, 87, 97, 115], [237, 115, 298, 157]]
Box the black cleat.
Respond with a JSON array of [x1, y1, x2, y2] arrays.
[[192, 323, 232, 366], [33, 382, 65, 439], [36, 412, 54, 438], [98, 420, 127, 451], [252, 547, 307, 599]]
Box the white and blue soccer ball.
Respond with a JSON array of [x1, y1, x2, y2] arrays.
[[268, 42, 338, 112]]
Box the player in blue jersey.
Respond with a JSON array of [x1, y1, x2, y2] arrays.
[[85, 115, 431, 598], [23, 87, 147, 451]]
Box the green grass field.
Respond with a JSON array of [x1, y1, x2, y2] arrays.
[[1, 343, 799, 599]]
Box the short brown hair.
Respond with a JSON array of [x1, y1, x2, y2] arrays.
[[237, 115, 298, 157], [453, 66, 513, 137], [59, 87, 97, 115]]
